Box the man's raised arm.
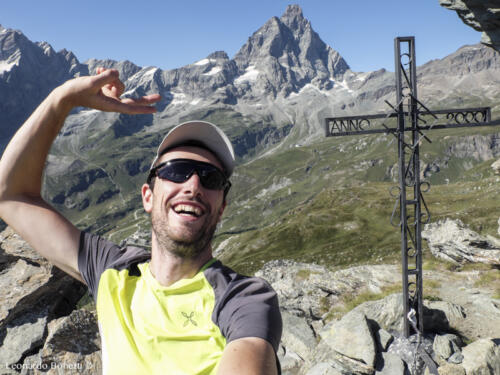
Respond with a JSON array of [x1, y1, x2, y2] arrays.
[[0, 68, 160, 282]]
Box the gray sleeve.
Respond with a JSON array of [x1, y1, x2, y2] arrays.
[[77, 232, 123, 300], [209, 266, 283, 352], [78, 232, 149, 301]]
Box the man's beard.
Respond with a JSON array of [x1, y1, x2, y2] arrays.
[[151, 205, 219, 259]]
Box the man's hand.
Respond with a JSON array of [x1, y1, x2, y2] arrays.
[[59, 67, 161, 114]]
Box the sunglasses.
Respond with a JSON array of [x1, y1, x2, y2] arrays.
[[147, 158, 231, 193]]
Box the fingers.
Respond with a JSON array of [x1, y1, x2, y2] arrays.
[[96, 94, 160, 115], [121, 94, 162, 105], [88, 68, 161, 114], [93, 69, 124, 98], [92, 68, 120, 87]]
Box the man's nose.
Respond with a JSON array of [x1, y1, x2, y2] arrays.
[[182, 172, 203, 194]]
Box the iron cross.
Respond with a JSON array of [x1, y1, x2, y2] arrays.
[[324, 37, 500, 340]]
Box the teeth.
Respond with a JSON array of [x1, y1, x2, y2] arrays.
[[174, 204, 203, 217]]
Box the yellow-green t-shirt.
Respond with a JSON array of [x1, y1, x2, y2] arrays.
[[78, 232, 282, 375]]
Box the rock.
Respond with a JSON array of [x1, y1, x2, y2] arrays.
[[304, 362, 342, 375], [422, 219, 500, 265], [461, 338, 500, 375], [279, 311, 317, 372], [424, 301, 467, 333], [350, 293, 405, 332], [0, 227, 87, 373], [333, 294, 463, 336], [279, 347, 304, 374], [440, 0, 500, 52], [437, 363, 465, 375], [256, 260, 400, 323], [0, 312, 47, 367], [448, 351, 464, 364], [375, 352, 406, 374], [433, 334, 462, 360], [39, 309, 101, 374], [387, 334, 435, 375], [318, 310, 376, 374], [375, 329, 394, 352], [492, 159, 500, 175]]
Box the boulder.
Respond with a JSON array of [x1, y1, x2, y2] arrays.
[[0, 227, 87, 373], [256, 260, 400, 323], [423, 300, 467, 333], [38, 309, 102, 374], [433, 334, 462, 361], [422, 219, 500, 265], [436, 363, 465, 375], [375, 352, 406, 374], [350, 293, 405, 332], [461, 338, 500, 375], [305, 362, 342, 375], [440, 0, 500, 52], [314, 310, 376, 374], [374, 329, 393, 352], [492, 159, 500, 175], [279, 311, 317, 372], [0, 312, 47, 367]]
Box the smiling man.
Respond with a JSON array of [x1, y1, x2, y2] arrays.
[[0, 69, 282, 374]]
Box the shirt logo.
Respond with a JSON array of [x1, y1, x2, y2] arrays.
[[182, 311, 198, 327]]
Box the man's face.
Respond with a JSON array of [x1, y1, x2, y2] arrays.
[[142, 146, 226, 258]]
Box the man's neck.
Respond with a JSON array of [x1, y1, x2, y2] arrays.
[[149, 245, 213, 287]]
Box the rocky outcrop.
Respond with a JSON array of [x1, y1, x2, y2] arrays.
[[256, 260, 401, 324], [422, 218, 500, 265], [259, 259, 500, 375], [440, 0, 500, 52], [0, 227, 92, 374]]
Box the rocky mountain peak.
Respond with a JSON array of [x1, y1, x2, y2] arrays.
[[206, 50, 229, 60], [0, 27, 88, 151], [85, 58, 141, 81], [233, 5, 349, 97], [279, 4, 310, 37]]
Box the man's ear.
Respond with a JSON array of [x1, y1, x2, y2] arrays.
[[142, 183, 153, 213], [217, 201, 226, 223]]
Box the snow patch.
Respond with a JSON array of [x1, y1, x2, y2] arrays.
[[78, 109, 100, 117], [353, 72, 369, 82], [190, 98, 201, 105], [203, 66, 222, 76], [195, 58, 216, 66], [234, 66, 260, 84], [143, 67, 158, 77], [170, 92, 187, 106], [0, 60, 17, 75], [333, 79, 354, 93], [122, 88, 137, 97]]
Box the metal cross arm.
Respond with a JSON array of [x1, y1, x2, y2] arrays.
[[324, 106, 495, 137]]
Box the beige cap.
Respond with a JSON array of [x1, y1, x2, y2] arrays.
[[151, 121, 235, 177]]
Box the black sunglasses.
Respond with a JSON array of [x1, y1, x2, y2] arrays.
[[148, 159, 231, 193]]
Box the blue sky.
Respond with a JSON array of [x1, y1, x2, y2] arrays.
[[2, 0, 481, 73]]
